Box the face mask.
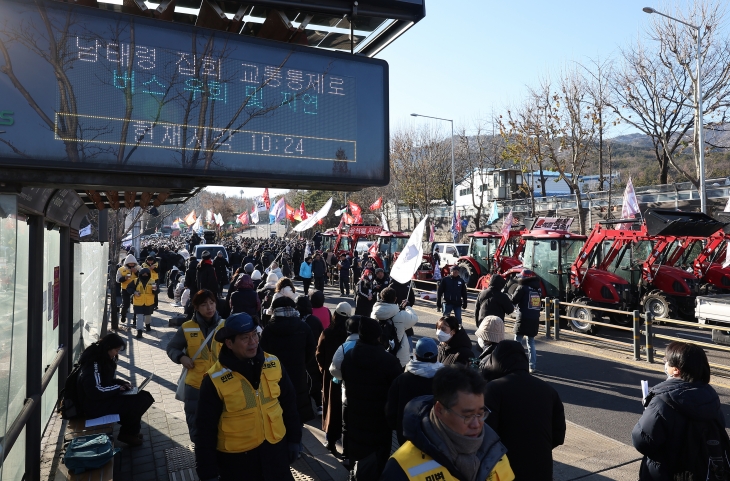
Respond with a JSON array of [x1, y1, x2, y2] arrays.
[[477, 338, 486, 349], [436, 329, 452, 343], [368, 275, 373, 280], [664, 362, 673, 379]]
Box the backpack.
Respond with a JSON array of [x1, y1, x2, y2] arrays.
[[63, 434, 120, 474], [673, 418, 730, 481], [59, 363, 83, 419], [379, 316, 402, 356]]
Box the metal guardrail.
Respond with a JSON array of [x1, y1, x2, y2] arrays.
[[2, 346, 66, 463]]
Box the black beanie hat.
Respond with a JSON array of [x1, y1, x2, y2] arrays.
[[358, 317, 382, 345]]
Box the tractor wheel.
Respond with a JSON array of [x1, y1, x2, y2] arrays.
[[566, 298, 602, 335], [457, 261, 479, 289], [506, 279, 519, 297], [642, 291, 677, 321]]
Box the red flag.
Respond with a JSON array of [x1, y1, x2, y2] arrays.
[[348, 201, 362, 217], [299, 202, 308, 220], [369, 197, 383, 211], [251, 204, 256, 213], [344, 213, 355, 224], [368, 240, 379, 257], [262, 188, 271, 210], [285, 204, 296, 221], [354, 213, 363, 224], [237, 212, 249, 225]]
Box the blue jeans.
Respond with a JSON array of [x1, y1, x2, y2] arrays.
[[514, 334, 536, 370], [442, 304, 462, 324]]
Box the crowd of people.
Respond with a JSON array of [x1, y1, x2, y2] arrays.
[[80, 230, 728, 481]]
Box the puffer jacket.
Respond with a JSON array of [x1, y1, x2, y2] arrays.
[[380, 396, 510, 481], [371, 301, 418, 367], [474, 275, 514, 324], [437, 326, 475, 366], [229, 274, 261, 316], [481, 340, 566, 481], [632, 377, 725, 480], [510, 276, 542, 337]]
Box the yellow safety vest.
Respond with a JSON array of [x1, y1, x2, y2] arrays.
[[132, 280, 155, 307], [142, 262, 159, 282], [391, 441, 514, 481], [208, 354, 286, 453], [181, 319, 223, 389], [118, 266, 137, 289]]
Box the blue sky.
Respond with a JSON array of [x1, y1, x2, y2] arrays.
[[209, 0, 678, 197]]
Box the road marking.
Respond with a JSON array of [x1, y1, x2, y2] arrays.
[[674, 332, 712, 341]]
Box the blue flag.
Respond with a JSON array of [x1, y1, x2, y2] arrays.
[[486, 201, 499, 225]]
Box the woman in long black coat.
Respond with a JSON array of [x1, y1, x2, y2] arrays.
[[196, 251, 219, 295], [260, 296, 317, 423], [315, 304, 351, 454], [436, 315, 475, 365], [354, 269, 376, 317]]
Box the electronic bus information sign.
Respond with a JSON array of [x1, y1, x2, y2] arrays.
[[0, 0, 389, 189]]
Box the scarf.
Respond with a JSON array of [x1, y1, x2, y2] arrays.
[[427, 409, 484, 481]]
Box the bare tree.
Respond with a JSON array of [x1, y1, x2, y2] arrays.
[[648, 0, 730, 187], [581, 57, 615, 191]]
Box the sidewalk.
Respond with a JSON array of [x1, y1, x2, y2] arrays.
[[43, 287, 643, 481]]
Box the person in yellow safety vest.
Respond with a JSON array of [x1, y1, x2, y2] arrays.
[[142, 255, 160, 310], [166, 289, 224, 444], [125, 268, 156, 339], [381, 364, 515, 481], [194, 312, 302, 481], [116, 254, 138, 326]]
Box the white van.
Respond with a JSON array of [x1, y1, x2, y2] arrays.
[[432, 243, 468, 266]]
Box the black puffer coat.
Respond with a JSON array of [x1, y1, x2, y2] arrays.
[[259, 310, 317, 423], [196, 260, 218, 294], [340, 340, 403, 461], [437, 327, 475, 366], [510, 276, 542, 337], [481, 340, 566, 481], [632, 377, 725, 480], [474, 275, 514, 324]]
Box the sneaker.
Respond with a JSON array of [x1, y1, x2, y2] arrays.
[[118, 433, 143, 447], [529, 367, 537, 373], [316, 406, 323, 416]]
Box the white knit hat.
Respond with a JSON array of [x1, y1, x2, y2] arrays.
[[476, 316, 505, 344], [123, 254, 137, 265]]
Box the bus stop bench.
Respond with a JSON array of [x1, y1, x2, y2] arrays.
[[54, 418, 117, 481]]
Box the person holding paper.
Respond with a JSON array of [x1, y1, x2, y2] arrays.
[[78, 333, 154, 447]]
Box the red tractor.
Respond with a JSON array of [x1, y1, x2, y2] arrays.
[[320, 224, 383, 258], [662, 229, 730, 294], [369, 230, 411, 272], [454, 229, 526, 289], [569, 209, 724, 324]]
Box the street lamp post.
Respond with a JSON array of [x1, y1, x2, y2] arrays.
[[643, 7, 706, 213], [411, 113, 457, 239]]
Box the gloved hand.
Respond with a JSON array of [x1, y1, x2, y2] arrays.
[[462, 302, 468, 309], [288, 443, 301, 464]]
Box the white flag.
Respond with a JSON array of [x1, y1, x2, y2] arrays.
[[389, 216, 428, 284], [251, 209, 259, 224], [255, 197, 267, 212], [294, 198, 332, 232], [304, 241, 311, 258], [215, 213, 224, 226], [619, 177, 640, 229], [79, 225, 92, 237], [724, 196, 730, 212], [381, 213, 389, 232], [206, 210, 213, 223]]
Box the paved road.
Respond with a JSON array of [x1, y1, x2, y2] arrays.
[[306, 280, 730, 446]]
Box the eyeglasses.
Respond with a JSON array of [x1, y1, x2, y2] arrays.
[[445, 406, 490, 425], [239, 333, 260, 344]]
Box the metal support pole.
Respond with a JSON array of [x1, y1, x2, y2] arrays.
[[632, 309, 641, 361], [544, 298, 551, 339], [697, 29, 706, 214], [645, 312, 654, 363], [553, 299, 560, 341], [58, 226, 71, 398], [25, 215, 44, 481]]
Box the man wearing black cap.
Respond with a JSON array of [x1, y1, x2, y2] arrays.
[[341, 317, 403, 478], [195, 313, 302, 481]]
